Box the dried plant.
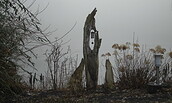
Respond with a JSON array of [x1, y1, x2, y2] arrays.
[[45, 44, 78, 90], [109, 43, 158, 89], [134, 48, 140, 53], [126, 54, 133, 60], [101, 54, 105, 57], [110, 44, 172, 89], [112, 44, 119, 49], [133, 43, 140, 47], [102, 52, 111, 60], [0, 0, 49, 98], [150, 45, 166, 54], [105, 52, 111, 56], [169, 52, 172, 58], [150, 49, 156, 53]]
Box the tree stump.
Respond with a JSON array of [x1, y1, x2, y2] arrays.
[[105, 59, 114, 89], [68, 58, 84, 92], [83, 8, 102, 90]]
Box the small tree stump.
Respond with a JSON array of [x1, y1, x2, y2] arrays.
[[105, 59, 114, 89], [68, 58, 84, 92]]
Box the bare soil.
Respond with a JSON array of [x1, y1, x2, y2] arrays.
[[5, 87, 172, 103]]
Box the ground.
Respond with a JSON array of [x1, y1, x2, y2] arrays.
[[6, 87, 172, 103]]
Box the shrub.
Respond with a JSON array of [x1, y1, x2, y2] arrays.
[[103, 43, 172, 89], [0, 0, 47, 99]]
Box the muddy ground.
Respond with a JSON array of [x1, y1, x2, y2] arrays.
[[5, 87, 172, 103]]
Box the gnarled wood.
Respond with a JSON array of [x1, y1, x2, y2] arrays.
[[83, 8, 102, 90]]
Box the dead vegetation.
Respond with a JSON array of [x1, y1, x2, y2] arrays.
[[6, 86, 172, 103], [1, 1, 172, 102]]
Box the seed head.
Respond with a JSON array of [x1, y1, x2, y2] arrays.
[[126, 54, 133, 60], [134, 48, 140, 52], [169, 52, 172, 58], [133, 43, 140, 47], [150, 49, 156, 53], [105, 52, 111, 56], [112, 44, 119, 49]]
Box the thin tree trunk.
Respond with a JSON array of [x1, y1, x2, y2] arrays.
[[83, 8, 102, 90]]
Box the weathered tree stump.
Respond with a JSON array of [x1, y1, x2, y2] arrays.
[[83, 8, 102, 90], [68, 58, 84, 92], [105, 59, 114, 89]]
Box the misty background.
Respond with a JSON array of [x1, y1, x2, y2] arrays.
[[24, 0, 172, 84]]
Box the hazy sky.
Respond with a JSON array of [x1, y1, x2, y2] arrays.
[[28, 0, 172, 52], [25, 0, 172, 83]]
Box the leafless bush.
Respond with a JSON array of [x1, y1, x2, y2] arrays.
[[0, 0, 50, 98], [44, 41, 78, 90]]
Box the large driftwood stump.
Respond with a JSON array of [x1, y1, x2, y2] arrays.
[[83, 8, 102, 90], [68, 58, 84, 92], [105, 59, 114, 89]]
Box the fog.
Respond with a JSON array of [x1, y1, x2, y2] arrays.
[[24, 0, 172, 84]]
